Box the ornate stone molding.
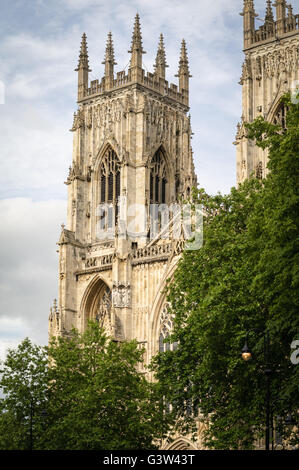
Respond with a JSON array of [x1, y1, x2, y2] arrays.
[[112, 281, 131, 308], [70, 108, 85, 131]]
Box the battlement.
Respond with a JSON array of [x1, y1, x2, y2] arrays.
[[251, 13, 299, 48], [76, 14, 190, 106], [82, 68, 188, 106], [242, 1, 299, 50]]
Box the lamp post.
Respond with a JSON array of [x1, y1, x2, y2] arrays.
[[241, 329, 272, 451]]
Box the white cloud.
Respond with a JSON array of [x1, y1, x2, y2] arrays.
[[0, 198, 67, 349], [0, 317, 32, 362], [0, 103, 72, 198]]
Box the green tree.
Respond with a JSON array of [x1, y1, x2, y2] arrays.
[[0, 338, 48, 449], [0, 322, 173, 450], [151, 94, 299, 449], [45, 322, 173, 450]]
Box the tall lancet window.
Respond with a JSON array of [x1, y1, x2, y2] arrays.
[[149, 148, 168, 204], [99, 147, 121, 231], [273, 102, 289, 131], [159, 304, 178, 353]]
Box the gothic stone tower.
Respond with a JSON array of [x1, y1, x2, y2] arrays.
[[235, 0, 299, 184], [49, 16, 197, 379]]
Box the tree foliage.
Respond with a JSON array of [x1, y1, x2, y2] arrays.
[[0, 323, 173, 450], [151, 94, 299, 449], [0, 338, 48, 450]]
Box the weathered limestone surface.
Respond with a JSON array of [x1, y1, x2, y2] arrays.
[[235, 0, 299, 184], [49, 15, 197, 393]]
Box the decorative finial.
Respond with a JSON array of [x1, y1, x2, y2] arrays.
[[287, 3, 294, 18], [175, 39, 191, 104], [75, 33, 91, 72], [242, 0, 255, 11], [265, 0, 274, 22], [154, 33, 168, 79], [176, 39, 191, 78], [102, 31, 117, 66], [128, 13, 146, 68], [102, 31, 117, 89]]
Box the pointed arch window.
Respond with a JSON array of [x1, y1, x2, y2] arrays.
[[149, 148, 168, 204], [159, 304, 178, 353], [273, 101, 289, 131], [99, 147, 121, 231]]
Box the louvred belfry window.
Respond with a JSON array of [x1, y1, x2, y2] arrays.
[[99, 147, 121, 230], [149, 148, 168, 204]]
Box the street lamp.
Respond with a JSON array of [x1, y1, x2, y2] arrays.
[[241, 329, 272, 451], [241, 336, 252, 361]]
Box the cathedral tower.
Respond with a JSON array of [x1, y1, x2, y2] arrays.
[[235, 0, 299, 183], [49, 15, 197, 383]]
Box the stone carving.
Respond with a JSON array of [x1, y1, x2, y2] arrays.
[[255, 56, 262, 82], [143, 95, 188, 153], [239, 57, 252, 84], [159, 303, 177, 352], [159, 303, 173, 333], [112, 281, 131, 308], [256, 161, 263, 179], [70, 108, 85, 131], [259, 46, 298, 80], [72, 199, 76, 216], [95, 287, 113, 336], [85, 253, 113, 269], [86, 107, 92, 128], [65, 163, 85, 184]]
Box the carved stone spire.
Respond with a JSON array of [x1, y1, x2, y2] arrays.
[[75, 33, 91, 72], [265, 0, 274, 23], [75, 33, 91, 100], [128, 13, 146, 70], [154, 34, 168, 80], [102, 31, 117, 90], [273, 0, 287, 34], [240, 0, 257, 48], [287, 3, 294, 22], [176, 39, 191, 101]]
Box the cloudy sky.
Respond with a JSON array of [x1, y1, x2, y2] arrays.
[[0, 0, 271, 358]]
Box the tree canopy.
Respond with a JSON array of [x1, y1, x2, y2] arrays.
[[151, 94, 299, 449], [0, 322, 174, 450]]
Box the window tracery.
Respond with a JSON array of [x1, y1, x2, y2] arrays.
[[273, 102, 289, 130], [150, 148, 168, 204], [99, 147, 121, 231], [159, 304, 178, 353]]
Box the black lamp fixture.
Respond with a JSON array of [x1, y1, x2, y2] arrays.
[[241, 337, 252, 361]]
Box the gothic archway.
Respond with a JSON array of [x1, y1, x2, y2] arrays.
[[80, 275, 113, 337], [163, 437, 197, 450]]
